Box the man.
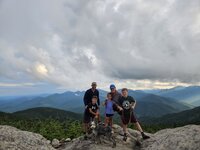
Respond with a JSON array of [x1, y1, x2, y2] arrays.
[[118, 88, 150, 141], [110, 84, 121, 105], [83, 82, 100, 136]]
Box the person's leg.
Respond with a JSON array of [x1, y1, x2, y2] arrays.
[[97, 113, 101, 122], [134, 122, 149, 139], [131, 112, 150, 140], [84, 123, 88, 133], [83, 111, 89, 133], [105, 116, 109, 126], [135, 122, 143, 132], [122, 123, 127, 134], [110, 117, 113, 127], [83, 110, 91, 139], [122, 123, 128, 141]]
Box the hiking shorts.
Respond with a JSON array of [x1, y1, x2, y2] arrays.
[[83, 109, 91, 123], [106, 114, 114, 117], [121, 112, 138, 125]]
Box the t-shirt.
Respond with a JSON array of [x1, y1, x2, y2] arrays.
[[83, 88, 100, 106], [111, 91, 121, 105], [119, 96, 136, 115], [88, 103, 99, 117], [105, 99, 114, 115]]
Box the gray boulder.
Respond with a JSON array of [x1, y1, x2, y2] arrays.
[[0, 125, 55, 150], [52, 138, 60, 148], [141, 125, 200, 150]]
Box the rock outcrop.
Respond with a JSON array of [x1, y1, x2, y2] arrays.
[[0, 124, 200, 150], [60, 124, 200, 150], [0, 125, 55, 150], [141, 125, 200, 150]]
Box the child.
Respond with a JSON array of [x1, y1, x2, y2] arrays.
[[103, 93, 114, 127], [118, 88, 150, 141], [88, 96, 100, 122], [103, 92, 122, 128]]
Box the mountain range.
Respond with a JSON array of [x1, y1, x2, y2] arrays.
[[0, 87, 194, 117], [144, 86, 200, 106]]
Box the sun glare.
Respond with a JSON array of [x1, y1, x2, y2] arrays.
[[36, 64, 48, 75]]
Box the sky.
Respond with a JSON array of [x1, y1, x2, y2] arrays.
[[0, 0, 200, 96]]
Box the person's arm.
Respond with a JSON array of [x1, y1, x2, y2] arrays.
[[130, 97, 136, 109], [117, 104, 123, 111], [97, 90, 100, 106], [89, 108, 96, 115], [96, 107, 99, 115], [102, 100, 106, 106], [83, 90, 88, 107], [116, 98, 123, 111], [89, 108, 98, 116]]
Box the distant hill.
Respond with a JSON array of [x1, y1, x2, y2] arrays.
[[13, 107, 82, 121], [0, 107, 82, 121], [135, 94, 190, 117], [141, 106, 200, 126]]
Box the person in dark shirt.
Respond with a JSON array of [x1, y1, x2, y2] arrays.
[[83, 82, 100, 106], [118, 88, 150, 141], [110, 84, 122, 113], [83, 82, 100, 135], [88, 96, 99, 120], [110, 84, 121, 105]]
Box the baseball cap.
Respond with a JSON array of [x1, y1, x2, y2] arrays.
[[110, 84, 116, 89]]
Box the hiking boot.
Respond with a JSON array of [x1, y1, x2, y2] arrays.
[[123, 133, 128, 141], [84, 135, 88, 140], [141, 132, 150, 140], [84, 133, 89, 140]]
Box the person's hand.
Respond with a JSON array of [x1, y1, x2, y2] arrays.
[[118, 107, 123, 111], [131, 103, 135, 110]]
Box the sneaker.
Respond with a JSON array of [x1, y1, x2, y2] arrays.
[[142, 134, 150, 140]]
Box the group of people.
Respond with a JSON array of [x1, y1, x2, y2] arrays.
[[83, 82, 150, 141]]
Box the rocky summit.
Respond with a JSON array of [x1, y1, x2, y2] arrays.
[[0, 124, 200, 150]]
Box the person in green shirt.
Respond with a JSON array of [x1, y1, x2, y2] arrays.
[[118, 88, 150, 141]]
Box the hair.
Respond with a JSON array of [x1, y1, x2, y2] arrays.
[[92, 96, 98, 99], [107, 92, 112, 97], [121, 88, 128, 92]]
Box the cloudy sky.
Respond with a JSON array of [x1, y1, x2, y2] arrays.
[[0, 0, 200, 96]]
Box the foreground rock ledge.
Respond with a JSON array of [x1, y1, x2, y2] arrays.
[[0, 125, 54, 150], [1, 124, 200, 150], [60, 124, 200, 150]]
